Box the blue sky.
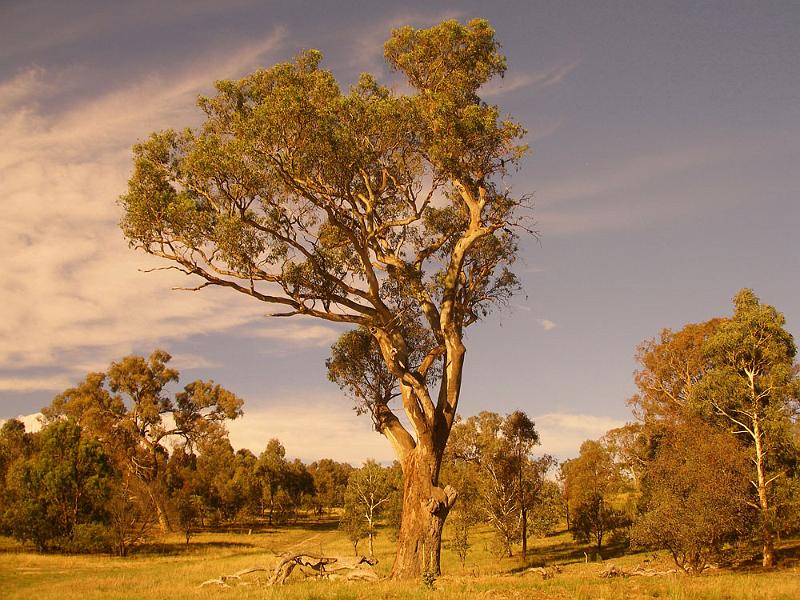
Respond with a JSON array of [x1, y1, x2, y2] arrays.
[[1, 1, 798, 463]]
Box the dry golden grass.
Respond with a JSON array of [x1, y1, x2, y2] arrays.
[[1, 519, 798, 599]]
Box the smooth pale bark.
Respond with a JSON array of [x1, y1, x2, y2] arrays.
[[521, 505, 528, 558], [154, 498, 171, 533], [752, 415, 776, 568]]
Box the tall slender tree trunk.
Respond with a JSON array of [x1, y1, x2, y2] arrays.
[[390, 445, 457, 578], [147, 484, 171, 532], [521, 505, 528, 559], [367, 513, 375, 557], [753, 416, 776, 568]]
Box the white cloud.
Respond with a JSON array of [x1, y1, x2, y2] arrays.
[[538, 319, 557, 332], [0, 412, 44, 433], [0, 67, 52, 112], [243, 321, 341, 348], [0, 29, 346, 383], [227, 390, 393, 465], [167, 353, 223, 372], [534, 413, 625, 458], [228, 406, 625, 465]]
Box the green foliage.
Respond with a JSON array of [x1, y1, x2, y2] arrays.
[[42, 350, 244, 534], [444, 508, 472, 568], [307, 459, 354, 514], [629, 288, 800, 567], [631, 319, 723, 424], [343, 460, 398, 557], [192, 434, 241, 524], [420, 565, 437, 590], [105, 473, 158, 556], [445, 411, 554, 558], [442, 456, 482, 567], [339, 508, 368, 556], [258, 438, 288, 525], [1, 420, 113, 551], [527, 479, 562, 537], [63, 522, 113, 554], [562, 440, 629, 553], [631, 420, 754, 574]]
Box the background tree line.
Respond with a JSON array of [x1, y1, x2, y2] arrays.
[[1, 288, 797, 575], [0, 352, 559, 562]]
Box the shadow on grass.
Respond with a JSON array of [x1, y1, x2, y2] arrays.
[[297, 517, 340, 532], [196, 515, 341, 536], [507, 531, 633, 571]]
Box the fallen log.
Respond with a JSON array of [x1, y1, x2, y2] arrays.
[[270, 553, 379, 584], [199, 566, 270, 587], [518, 566, 562, 580], [599, 564, 677, 578], [199, 553, 378, 588]]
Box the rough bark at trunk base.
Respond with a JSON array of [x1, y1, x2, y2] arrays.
[[390, 449, 457, 579], [762, 535, 776, 568]]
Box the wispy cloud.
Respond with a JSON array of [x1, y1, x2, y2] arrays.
[[3, 406, 627, 464], [243, 322, 341, 348], [540, 147, 717, 207], [337, 9, 464, 76], [4, 398, 390, 465], [482, 59, 580, 99], [0, 376, 75, 393], [168, 353, 223, 372], [536, 143, 745, 235], [0, 28, 340, 387]]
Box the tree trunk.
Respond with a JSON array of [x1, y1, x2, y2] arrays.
[[147, 485, 171, 533], [155, 502, 171, 532], [390, 447, 457, 579], [521, 505, 528, 559], [753, 416, 776, 568]]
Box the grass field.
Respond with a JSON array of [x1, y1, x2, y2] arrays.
[[2, 518, 798, 599]]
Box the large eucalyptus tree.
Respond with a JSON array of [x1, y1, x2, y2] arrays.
[[120, 19, 530, 577]]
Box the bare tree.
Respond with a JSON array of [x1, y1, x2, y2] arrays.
[[344, 460, 396, 558]]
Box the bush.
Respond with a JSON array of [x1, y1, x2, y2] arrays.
[[61, 523, 113, 554], [630, 421, 754, 574]]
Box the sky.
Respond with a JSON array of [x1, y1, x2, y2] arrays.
[[1, 1, 798, 464]]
